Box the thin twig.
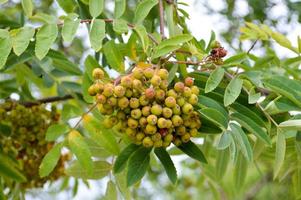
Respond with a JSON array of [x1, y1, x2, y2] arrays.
[[20, 94, 74, 107], [73, 103, 98, 129], [158, 0, 165, 38], [247, 39, 258, 54]]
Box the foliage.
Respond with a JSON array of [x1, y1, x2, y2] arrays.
[[0, 0, 301, 199]]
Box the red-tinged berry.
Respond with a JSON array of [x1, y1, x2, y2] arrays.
[[184, 77, 194, 87]]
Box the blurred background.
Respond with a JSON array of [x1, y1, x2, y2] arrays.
[[1, 0, 301, 199]]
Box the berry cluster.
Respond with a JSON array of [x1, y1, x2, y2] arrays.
[[88, 67, 201, 148], [0, 103, 68, 189]]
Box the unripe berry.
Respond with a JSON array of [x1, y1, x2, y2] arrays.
[[142, 137, 153, 148], [95, 82, 104, 93], [165, 96, 176, 108], [184, 77, 194, 87], [133, 68, 144, 79], [117, 110, 126, 120], [177, 97, 186, 107], [151, 75, 161, 87], [155, 89, 166, 101], [104, 117, 114, 128], [183, 87, 192, 98], [107, 96, 117, 106], [164, 134, 173, 142], [173, 138, 182, 146], [118, 97, 129, 109], [142, 106, 151, 116], [162, 141, 171, 147], [92, 68, 105, 80], [139, 95, 149, 106], [172, 115, 183, 127], [128, 118, 138, 129], [151, 133, 161, 142], [126, 128, 136, 137], [176, 126, 186, 135], [162, 107, 173, 118], [145, 124, 157, 134], [132, 79, 143, 90], [167, 89, 177, 98], [96, 94, 106, 104], [188, 94, 198, 105], [190, 128, 198, 137], [98, 104, 107, 114], [143, 68, 155, 79], [125, 89, 133, 98], [136, 132, 145, 141], [151, 104, 163, 116], [103, 84, 114, 97], [103, 103, 113, 110], [131, 109, 142, 119], [154, 140, 163, 148], [182, 103, 193, 114], [158, 69, 169, 80], [160, 80, 168, 90], [139, 117, 148, 127], [88, 85, 97, 96], [114, 85, 126, 97], [124, 107, 131, 114], [158, 118, 167, 128], [145, 88, 155, 99], [130, 98, 140, 109], [121, 76, 132, 88], [181, 133, 190, 143], [172, 104, 181, 115], [191, 86, 200, 95], [174, 82, 185, 93], [147, 114, 157, 125], [165, 120, 173, 128]]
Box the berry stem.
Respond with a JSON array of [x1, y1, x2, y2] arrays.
[[73, 103, 98, 129]]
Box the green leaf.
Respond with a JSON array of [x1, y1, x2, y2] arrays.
[[279, 120, 301, 131], [103, 40, 125, 72], [10, 27, 35, 56], [115, 171, 132, 200], [113, 19, 128, 34], [298, 36, 301, 53], [61, 104, 82, 121], [271, 31, 297, 53], [45, 124, 70, 141], [114, 144, 140, 173], [156, 34, 193, 49], [127, 147, 151, 186], [0, 29, 12, 69], [229, 123, 253, 162], [152, 45, 181, 59], [84, 138, 111, 158], [39, 142, 64, 177], [68, 130, 93, 176], [0, 0, 8, 4], [234, 153, 248, 190], [104, 181, 117, 200], [167, 64, 178, 85], [134, 0, 158, 24], [82, 73, 94, 103], [114, 0, 126, 18], [223, 53, 247, 66], [231, 112, 271, 145], [205, 67, 225, 93], [89, 0, 104, 18], [198, 95, 228, 117], [273, 129, 286, 179], [198, 108, 228, 130], [178, 141, 207, 163], [216, 149, 229, 180], [89, 19, 105, 52], [66, 160, 111, 179], [35, 24, 58, 60], [0, 153, 26, 182], [30, 13, 56, 24], [62, 13, 80, 42], [224, 77, 243, 106], [248, 87, 261, 104], [134, 25, 149, 53], [154, 147, 177, 184], [57, 0, 76, 13], [217, 131, 232, 150], [21, 0, 33, 17]]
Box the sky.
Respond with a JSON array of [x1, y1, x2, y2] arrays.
[[23, 0, 301, 199]]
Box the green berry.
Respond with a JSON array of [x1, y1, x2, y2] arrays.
[[158, 69, 169, 80], [177, 97, 186, 107], [133, 68, 144, 79], [145, 124, 157, 134], [136, 132, 145, 141], [145, 88, 155, 99], [95, 82, 104, 93], [107, 96, 117, 106], [114, 85, 126, 97], [131, 109, 142, 119], [167, 89, 177, 98], [126, 128, 136, 137], [118, 97, 129, 109], [172, 115, 183, 127], [183, 87, 192, 98], [143, 68, 155, 79], [151, 75, 161, 87], [103, 84, 114, 97], [88, 84, 97, 96], [151, 133, 161, 142], [142, 136, 153, 147], [157, 118, 167, 128], [92, 68, 105, 80], [154, 140, 163, 148], [128, 118, 138, 129], [132, 79, 143, 90], [155, 89, 166, 101], [121, 76, 132, 88], [173, 137, 182, 146], [176, 126, 186, 135], [96, 94, 106, 104], [174, 82, 185, 93], [160, 80, 168, 90], [188, 94, 198, 105], [182, 103, 193, 114], [142, 106, 151, 116], [165, 120, 173, 128], [172, 104, 181, 115], [139, 117, 148, 127], [190, 128, 198, 137], [162, 107, 173, 118], [191, 86, 200, 95], [125, 89, 133, 98], [117, 110, 126, 120], [130, 98, 140, 108], [162, 141, 171, 147], [164, 134, 173, 142], [147, 115, 157, 125], [151, 104, 163, 116], [165, 96, 176, 108], [181, 133, 190, 143], [139, 95, 149, 106]]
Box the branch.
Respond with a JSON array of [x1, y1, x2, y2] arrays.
[[20, 94, 74, 107], [158, 0, 165, 38], [247, 39, 258, 54]]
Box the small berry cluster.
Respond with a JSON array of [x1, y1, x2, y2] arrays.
[[88, 67, 201, 148], [0, 103, 68, 189]]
